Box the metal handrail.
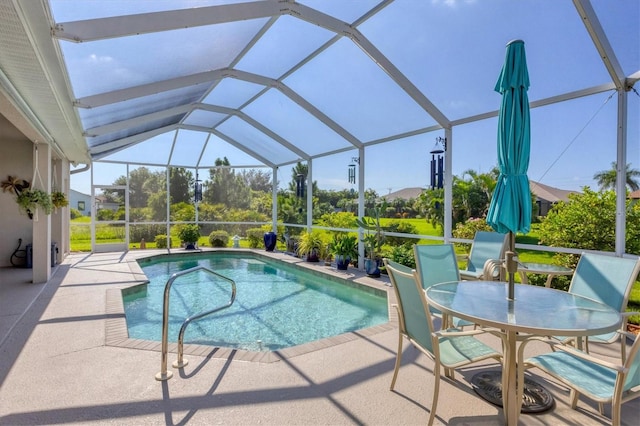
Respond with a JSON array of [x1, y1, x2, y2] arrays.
[[155, 266, 236, 381]]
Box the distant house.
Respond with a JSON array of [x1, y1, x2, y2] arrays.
[[95, 195, 120, 213], [69, 189, 91, 216], [529, 180, 580, 216], [629, 189, 640, 200], [381, 187, 425, 202]]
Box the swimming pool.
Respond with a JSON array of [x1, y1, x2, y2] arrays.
[[124, 252, 388, 352]]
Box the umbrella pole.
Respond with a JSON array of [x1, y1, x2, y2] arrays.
[[506, 232, 516, 300]]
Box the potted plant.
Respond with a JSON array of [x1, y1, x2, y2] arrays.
[[329, 233, 358, 270], [296, 230, 325, 262], [51, 190, 68, 209], [356, 207, 385, 277], [16, 188, 52, 219], [178, 224, 201, 250], [1, 175, 30, 195]]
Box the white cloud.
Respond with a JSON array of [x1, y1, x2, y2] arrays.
[[87, 53, 113, 64]]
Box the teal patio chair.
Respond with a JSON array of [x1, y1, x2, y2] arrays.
[[559, 253, 640, 363], [523, 333, 640, 425], [458, 231, 508, 281], [413, 243, 474, 328], [383, 259, 502, 425]]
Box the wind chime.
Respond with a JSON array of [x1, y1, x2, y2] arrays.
[[348, 157, 359, 184], [194, 173, 202, 203], [430, 137, 446, 190], [295, 173, 306, 198]]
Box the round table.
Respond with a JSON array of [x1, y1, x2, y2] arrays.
[[425, 281, 621, 426]]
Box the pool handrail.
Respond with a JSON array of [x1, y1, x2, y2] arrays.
[[155, 266, 236, 381]]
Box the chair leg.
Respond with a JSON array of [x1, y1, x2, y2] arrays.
[[390, 333, 404, 390], [428, 363, 441, 426], [597, 402, 604, 415], [444, 367, 455, 379], [611, 397, 621, 426], [569, 389, 579, 409]]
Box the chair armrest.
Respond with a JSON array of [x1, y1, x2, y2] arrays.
[[435, 328, 497, 339], [550, 343, 627, 372], [459, 271, 483, 281]]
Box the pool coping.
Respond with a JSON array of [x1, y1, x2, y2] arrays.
[[105, 249, 397, 363]]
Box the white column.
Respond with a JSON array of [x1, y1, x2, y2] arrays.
[[51, 158, 69, 263], [443, 128, 453, 243], [272, 166, 278, 232], [614, 89, 627, 256], [358, 147, 365, 269], [306, 160, 313, 231], [166, 167, 171, 251], [32, 143, 51, 283]]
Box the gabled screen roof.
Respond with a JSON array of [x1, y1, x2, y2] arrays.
[[46, 0, 638, 184]]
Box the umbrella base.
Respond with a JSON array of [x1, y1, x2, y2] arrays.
[[471, 370, 554, 413]]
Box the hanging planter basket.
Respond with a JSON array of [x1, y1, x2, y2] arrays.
[[16, 188, 53, 219], [51, 190, 69, 208]]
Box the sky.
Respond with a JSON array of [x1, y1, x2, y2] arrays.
[[64, 0, 639, 197]]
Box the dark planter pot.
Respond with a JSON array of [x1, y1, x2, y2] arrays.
[[184, 243, 197, 250], [365, 258, 381, 277], [264, 232, 277, 252], [336, 255, 350, 270], [306, 251, 319, 262]]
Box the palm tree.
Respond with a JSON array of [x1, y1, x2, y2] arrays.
[[593, 162, 640, 192]]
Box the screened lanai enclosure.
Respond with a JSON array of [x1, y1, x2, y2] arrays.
[[0, 1, 638, 275]]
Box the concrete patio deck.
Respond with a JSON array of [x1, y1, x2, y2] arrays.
[[1, 250, 638, 425]]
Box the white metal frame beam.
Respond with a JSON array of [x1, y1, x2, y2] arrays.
[[573, 0, 626, 91], [52, 1, 282, 42]]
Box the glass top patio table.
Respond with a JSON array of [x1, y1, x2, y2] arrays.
[[425, 281, 621, 425]]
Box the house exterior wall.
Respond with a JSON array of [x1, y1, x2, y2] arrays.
[[0, 117, 34, 267], [69, 189, 91, 216]]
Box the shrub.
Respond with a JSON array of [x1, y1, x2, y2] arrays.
[[452, 217, 495, 239], [246, 228, 265, 248], [209, 230, 230, 247], [385, 220, 418, 246], [155, 234, 169, 248], [178, 224, 201, 243], [386, 245, 416, 269], [452, 218, 495, 252], [538, 188, 640, 260], [96, 209, 114, 221], [70, 208, 83, 219]]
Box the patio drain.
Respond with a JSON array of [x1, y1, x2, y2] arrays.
[[471, 371, 554, 413]]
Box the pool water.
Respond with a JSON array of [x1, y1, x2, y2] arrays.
[[125, 252, 388, 352]]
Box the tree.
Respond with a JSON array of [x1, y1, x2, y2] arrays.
[[538, 188, 640, 259], [593, 162, 640, 192], [148, 190, 167, 221], [169, 167, 193, 204], [204, 157, 251, 209], [241, 169, 272, 192], [417, 188, 444, 231]]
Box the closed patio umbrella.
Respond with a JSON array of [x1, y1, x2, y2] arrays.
[[486, 39, 532, 300]]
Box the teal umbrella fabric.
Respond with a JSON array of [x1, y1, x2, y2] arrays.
[[487, 40, 531, 235]]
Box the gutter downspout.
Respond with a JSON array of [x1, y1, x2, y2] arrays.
[[70, 163, 90, 174]]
